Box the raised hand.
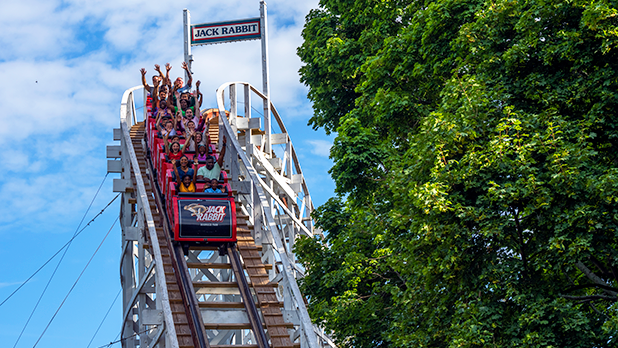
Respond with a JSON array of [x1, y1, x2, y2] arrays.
[[154, 64, 161, 72], [165, 63, 172, 71], [196, 80, 201, 89], [181, 62, 189, 70], [140, 68, 146, 75]]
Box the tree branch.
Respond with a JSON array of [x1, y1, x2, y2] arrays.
[[561, 294, 618, 302], [564, 283, 618, 294], [576, 261, 617, 296], [589, 255, 610, 278]]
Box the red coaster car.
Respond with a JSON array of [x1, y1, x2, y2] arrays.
[[172, 193, 237, 243]]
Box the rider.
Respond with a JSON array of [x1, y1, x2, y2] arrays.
[[197, 135, 227, 181]]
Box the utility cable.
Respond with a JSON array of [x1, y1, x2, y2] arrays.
[[86, 288, 122, 348], [32, 216, 119, 348], [12, 173, 110, 348], [0, 193, 119, 309], [95, 328, 153, 348]]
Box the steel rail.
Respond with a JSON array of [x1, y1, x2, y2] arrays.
[[227, 244, 270, 348]]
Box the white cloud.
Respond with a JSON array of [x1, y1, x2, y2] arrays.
[[306, 139, 332, 157]]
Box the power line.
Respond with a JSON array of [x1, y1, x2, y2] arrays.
[[86, 289, 122, 348], [32, 216, 119, 347], [11, 174, 110, 348], [0, 193, 119, 309], [95, 328, 154, 348]]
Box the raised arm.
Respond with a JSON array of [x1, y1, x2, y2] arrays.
[[182, 61, 193, 88], [171, 159, 181, 185], [217, 135, 227, 167], [180, 131, 192, 155], [165, 63, 172, 86], [152, 77, 161, 108], [154, 64, 165, 82], [192, 158, 199, 185], [140, 68, 150, 92], [164, 133, 170, 156], [196, 80, 203, 108], [155, 109, 164, 130], [172, 111, 179, 134]]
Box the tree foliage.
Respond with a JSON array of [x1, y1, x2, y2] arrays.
[[296, 0, 618, 346]]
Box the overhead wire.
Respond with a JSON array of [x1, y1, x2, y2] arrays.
[[32, 216, 119, 347], [95, 328, 153, 348], [11, 173, 111, 348], [86, 288, 122, 348], [0, 193, 119, 308]]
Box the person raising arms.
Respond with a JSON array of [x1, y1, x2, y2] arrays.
[[197, 135, 227, 181], [171, 155, 194, 181], [172, 158, 198, 193], [164, 132, 187, 161]]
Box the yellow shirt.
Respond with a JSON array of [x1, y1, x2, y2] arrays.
[[179, 182, 196, 193]]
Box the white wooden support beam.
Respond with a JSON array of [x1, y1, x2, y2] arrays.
[[229, 83, 237, 134], [269, 157, 282, 171], [231, 180, 252, 194], [238, 133, 262, 145], [271, 133, 288, 145], [253, 147, 296, 200], [122, 226, 139, 241], [107, 160, 122, 173], [107, 145, 121, 158], [236, 117, 262, 130], [113, 128, 122, 141], [113, 179, 131, 193], [141, 310, 163, 325], [290, 174, 303, 193]]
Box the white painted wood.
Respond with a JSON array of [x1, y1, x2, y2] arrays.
[[123, 226, 139, 241], [107, 145, 121, 158], [231, 180, 252, 194], [270, 132, 288, 145], [238, 133, 262, 145], [236, 117, 262, 130], [107, 160, 122, 173], [269, 157, 282, 171], [113, 128, 122, 141], [113, 179, 131, 193], [142, 309, 163, 325]]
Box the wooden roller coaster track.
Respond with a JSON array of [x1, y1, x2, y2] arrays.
[[110, 84, 337, 348]]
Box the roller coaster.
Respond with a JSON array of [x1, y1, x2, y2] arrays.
[[107, 82, 336, 348]]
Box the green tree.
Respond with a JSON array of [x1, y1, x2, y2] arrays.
[[296, 0, 618, 346]]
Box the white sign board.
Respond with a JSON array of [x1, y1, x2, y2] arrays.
[[191, 18, 261, 46]]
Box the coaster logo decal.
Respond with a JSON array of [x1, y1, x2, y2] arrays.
[[184, 203, 227, 222]]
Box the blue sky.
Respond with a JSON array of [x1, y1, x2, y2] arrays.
[[0, 1, 335, 346]]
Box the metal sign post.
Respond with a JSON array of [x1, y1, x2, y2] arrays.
[[184, 3, 272, 155], [183, 9, 193, 82], [260, 0, 271, 155]]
